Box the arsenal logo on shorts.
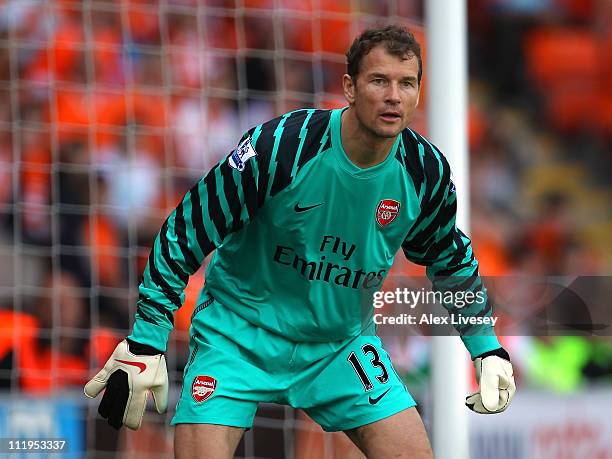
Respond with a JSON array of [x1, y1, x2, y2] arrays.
[[376, 199, 400, 227], [191, 375, 217, 403]]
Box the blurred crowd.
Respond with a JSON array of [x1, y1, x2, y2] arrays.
[[0, 0, 610, 404]]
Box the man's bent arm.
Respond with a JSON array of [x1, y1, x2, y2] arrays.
[[401, 150, 501, 359], [129, 129, 263, 351], [129, 108, 332, 351]]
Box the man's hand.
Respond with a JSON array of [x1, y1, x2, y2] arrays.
[[84, 339, 168, 430], [466, 347, 516, 414]]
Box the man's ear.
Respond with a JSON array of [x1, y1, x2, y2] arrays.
[[415, 84, 421, 108], [342, 74, 356, 104]]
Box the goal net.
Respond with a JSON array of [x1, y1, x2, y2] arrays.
[[0, 1, 426, 457]]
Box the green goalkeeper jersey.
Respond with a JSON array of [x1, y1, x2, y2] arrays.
[[130, 108, 500, 358]]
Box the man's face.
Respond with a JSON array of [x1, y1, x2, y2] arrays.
[[343, 45, 421, 138]]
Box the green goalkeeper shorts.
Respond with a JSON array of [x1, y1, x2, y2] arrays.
[[171, 295, 416, 432]]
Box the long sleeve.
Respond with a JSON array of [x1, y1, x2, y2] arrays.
[[128, 108, 331, 351], [401, 148, 501, 359], [128, 130, 263, 351]]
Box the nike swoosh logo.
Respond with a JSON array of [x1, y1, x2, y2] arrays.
[[368, 388, 391, 405], [115, 359, 147, 374], [294, 202, 324, 213]]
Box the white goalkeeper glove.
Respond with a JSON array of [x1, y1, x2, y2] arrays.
[[466, 347, 516, 414], [84, 338, 168, 430]]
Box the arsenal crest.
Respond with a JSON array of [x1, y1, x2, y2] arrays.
[[376, 199, 400, 227], [191, 375, 217, 403]]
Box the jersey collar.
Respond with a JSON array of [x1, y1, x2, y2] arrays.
[[330, 107, 400, 178]]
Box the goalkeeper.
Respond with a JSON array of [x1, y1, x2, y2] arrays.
[[85, 25, 515, 459]]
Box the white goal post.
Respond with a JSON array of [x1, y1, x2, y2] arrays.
[[426, 0, 471, 458]]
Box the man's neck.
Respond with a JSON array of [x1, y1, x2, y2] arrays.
[[340, 108, 398, 169]]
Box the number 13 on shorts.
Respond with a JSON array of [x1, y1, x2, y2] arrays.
[[347, 343, 390, 391]]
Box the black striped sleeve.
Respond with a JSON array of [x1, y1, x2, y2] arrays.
[[295, 110, 332, 172], [145, 247, 182, 306], [158, 219, 189, 285], [270, 110, 311, 197], [203, 168, 228, 242], [253, 115, 283, 206], [398, 130, 424, 200], [173, 202, 202, 273], [400, 131, 497, 352], [220, 159, 244, 233], [241, 164, 259, 221], [131, 110, 332, 351]]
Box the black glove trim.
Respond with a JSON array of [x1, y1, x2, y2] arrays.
[[126, 338, 163, 356], [474, 347, 510, 362]]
